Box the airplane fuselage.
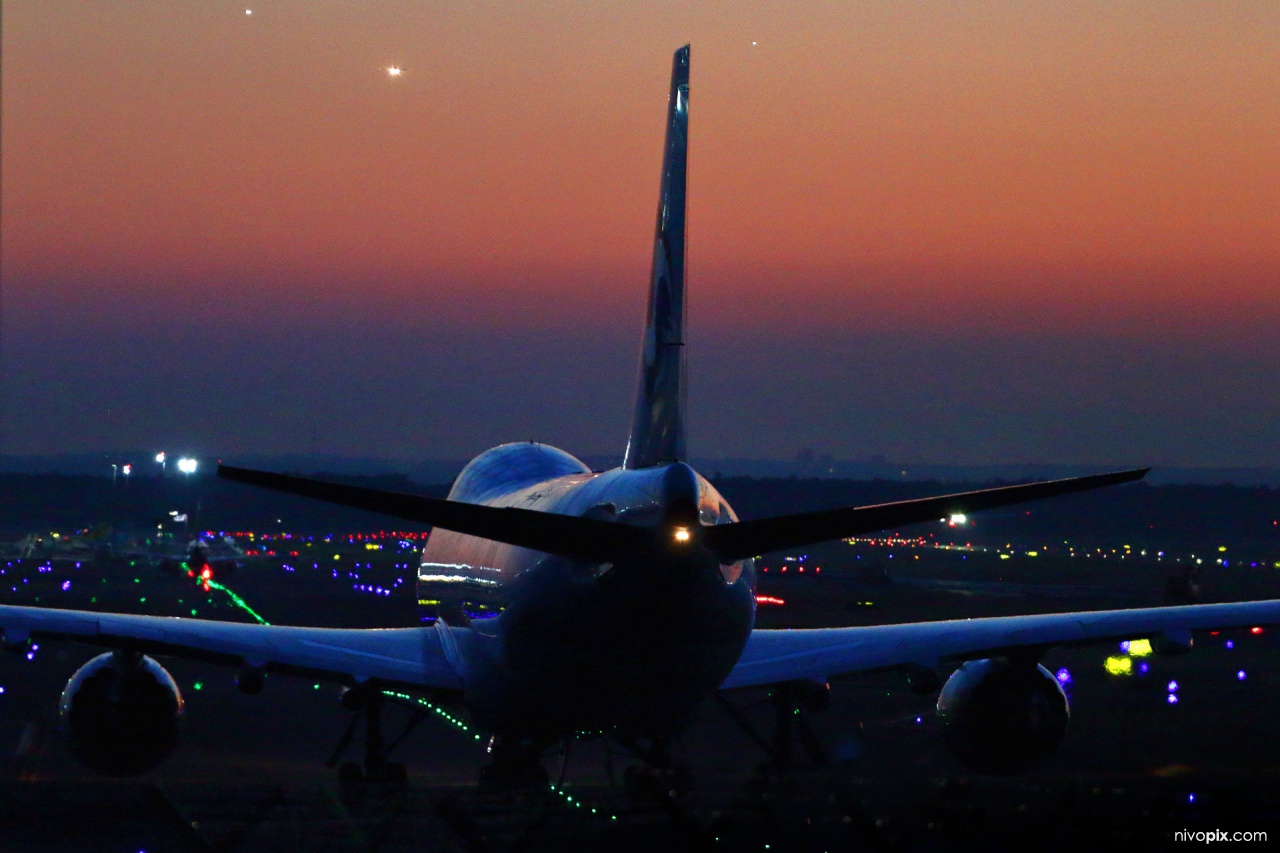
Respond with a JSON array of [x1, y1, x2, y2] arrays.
[[418, 442, 756, 739]]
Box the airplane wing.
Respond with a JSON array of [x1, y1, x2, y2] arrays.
[[722, 599, 1280, 689], [0, 605, 465, 691]]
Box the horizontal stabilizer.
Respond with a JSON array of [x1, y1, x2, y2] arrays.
[[217, 465, 650, 563], [702, 468, 1149, 562], [222, 465, 1146, 568]]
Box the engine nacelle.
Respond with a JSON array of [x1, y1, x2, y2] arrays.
[[936, 658, 1069, 774], [59, 652, 185, 776]]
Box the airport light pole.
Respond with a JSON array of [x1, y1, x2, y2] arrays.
[[178, 458, 199, 533]]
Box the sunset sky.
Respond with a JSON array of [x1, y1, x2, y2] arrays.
[[4, 2, 1279, 468]]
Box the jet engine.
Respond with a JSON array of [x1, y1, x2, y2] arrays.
[[59, 651, 185, 776], [935, 658, 1069, 774]]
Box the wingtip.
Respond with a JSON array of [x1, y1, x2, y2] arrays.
[[1090, 467, 1149, 486], [216, 463, 254, 483]]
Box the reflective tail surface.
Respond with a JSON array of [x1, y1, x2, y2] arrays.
[[624, 45, 690, 469]]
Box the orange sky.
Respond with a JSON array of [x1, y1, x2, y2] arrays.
[[4, 3, 1280, 462], [7, 3, 1279, 324]]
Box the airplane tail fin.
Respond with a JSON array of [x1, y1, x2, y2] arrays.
[[623, 45, 690, 470]]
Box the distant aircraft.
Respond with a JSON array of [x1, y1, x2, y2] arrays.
[[5, 45, 1280, 787]]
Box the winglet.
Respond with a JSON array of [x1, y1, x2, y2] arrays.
[[624, 45, 690, 469]]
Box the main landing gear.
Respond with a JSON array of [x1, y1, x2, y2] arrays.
[[715, 679, 830, 773], [613, 734, 694, 800], [327, 684, 425, 789]]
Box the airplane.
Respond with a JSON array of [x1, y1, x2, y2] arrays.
[[5, 44, 1280, 790]]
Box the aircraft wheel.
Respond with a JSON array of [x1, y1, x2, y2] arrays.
[[663, 764, 694, 799]]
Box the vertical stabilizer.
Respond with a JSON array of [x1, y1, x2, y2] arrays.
[[624, 45, 690, 470]]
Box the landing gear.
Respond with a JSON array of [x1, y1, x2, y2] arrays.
[[622, 761, 694, 801], [614, 735, 701, 836], [614, 735, 694, 800], [770, 680, 829, 771], [715, 680, 830, 773], [327, 684, 423, 789]]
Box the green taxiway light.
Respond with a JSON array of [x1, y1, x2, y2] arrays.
[[206, 579, 270, 625]]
